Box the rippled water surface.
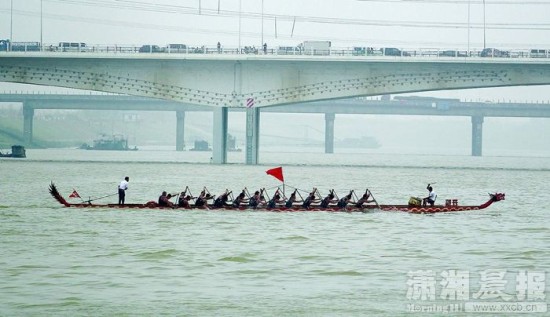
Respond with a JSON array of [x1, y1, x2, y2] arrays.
[[1, 149, 549, 316]]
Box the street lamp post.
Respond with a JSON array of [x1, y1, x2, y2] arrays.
[[483, 0, 486, 49], [467, 0, 470, 56], [10, 0, 13, 41], [261, 0, 264, 49], [40, 0, 43, 51], [238, 0, 242, 53]]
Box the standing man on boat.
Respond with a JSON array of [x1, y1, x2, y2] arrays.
[[118, 176, 129, 205]]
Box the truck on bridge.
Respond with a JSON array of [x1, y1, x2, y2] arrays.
[[299, 41, 331, 55]]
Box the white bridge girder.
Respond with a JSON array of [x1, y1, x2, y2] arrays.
[[1, 54, 550, 108]]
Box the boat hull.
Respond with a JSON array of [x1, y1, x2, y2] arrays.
[[380, 205, 485, 213], [54, 203, 489, 213], [58, 202, 378, 212]]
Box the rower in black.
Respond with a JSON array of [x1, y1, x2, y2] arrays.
[[319, 193, 336, 208], [267, 192, 283, 209], [213, 190, 231, 208], [232, 191, 247, 208], [302, 189, 318, 209], [337, 191, 353, 208]]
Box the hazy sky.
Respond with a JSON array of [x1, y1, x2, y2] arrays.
[[2, 0, 550, 48], [1, 0, 550, 100]]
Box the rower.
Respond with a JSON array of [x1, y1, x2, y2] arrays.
[[355, 190, 373, 208], [232, 190, 248, 207], [302, 188, 319, 209], [267, 192, 284, 209], [337, 191, 354, 208], [158, 191, 174, 208], [285, 190, 302, 208], [319, 191, 337, 208], [248, 189, 265, 209], [213, 190, 231, 208], [178, 195, 192, 208], [195, 188, 212, 207]]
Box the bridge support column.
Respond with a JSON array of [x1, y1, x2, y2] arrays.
[[23, 104, 34, 145], [246, 107, 260, 165], [471, 116, 484, 157], [325, 113, 335, 154], [212, 107, 228, 164], [176, 110, 185, 151]]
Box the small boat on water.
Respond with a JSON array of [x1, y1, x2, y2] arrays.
[[0, 145, 26, 158], [189, 134, 241, 152], [48, 183, 505, 213], [79, 134, 137, 151]]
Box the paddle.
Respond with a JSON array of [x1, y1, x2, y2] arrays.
[[263, 188, 271, 202], [367, 189, 381, 209], [294, 189, 304, 206], [83, 192, 119, 204], [352, 189, 359, 202]]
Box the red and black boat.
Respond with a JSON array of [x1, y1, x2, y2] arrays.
[[49, 183, 504, 213]]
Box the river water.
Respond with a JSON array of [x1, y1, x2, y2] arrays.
[[1, 148, 549, 316]]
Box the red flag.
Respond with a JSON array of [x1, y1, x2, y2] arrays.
[[69, 190, 81, 199], [266, 167, 284, 182]]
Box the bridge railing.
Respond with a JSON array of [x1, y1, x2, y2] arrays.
[[1, 42, 549, 60]]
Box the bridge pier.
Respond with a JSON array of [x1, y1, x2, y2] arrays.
[[176, 111, 185, 151], [23, 104, 34, 145], [471, 116, 484, 156], [246, 107, 260, 165], [325, 113, 335, 153], [212, 108, 228, 164]]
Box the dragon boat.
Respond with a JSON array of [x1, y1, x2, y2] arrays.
[[48, 183, 505, 213]]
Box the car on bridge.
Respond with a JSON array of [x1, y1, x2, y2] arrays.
[[530, 49, 549, 58], [277, 46, 297, 55], [138, 45, 162, 53], [380, 47, 410, 57], [58, 42, 87, 52], [438, 50, 467, 57], [480, 48, 509, 57], [352, 47, 375, 56], [166, 44, 187, 53]]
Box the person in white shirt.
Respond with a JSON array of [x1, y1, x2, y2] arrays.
[[118, 176, 129, 205], [423, 184, 437, 207]]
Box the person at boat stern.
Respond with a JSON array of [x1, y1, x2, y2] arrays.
[[422, 184, 437, 207], [118, 176, 129, 205]]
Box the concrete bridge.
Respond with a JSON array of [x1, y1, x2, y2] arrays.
[[2, 93, 550, 160], [1, 50, 550, 163]]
